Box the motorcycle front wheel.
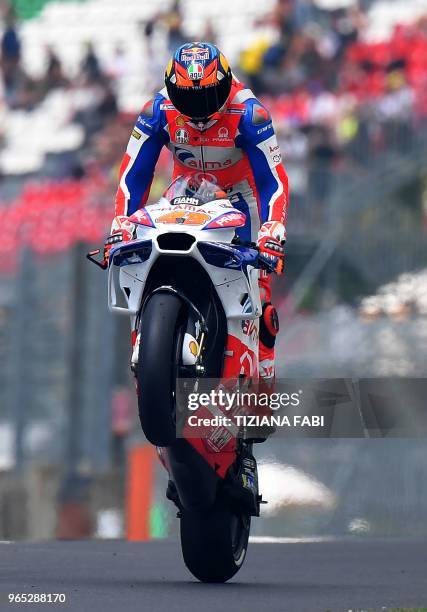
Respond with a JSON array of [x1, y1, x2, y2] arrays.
[[137, 291, 183, 446]]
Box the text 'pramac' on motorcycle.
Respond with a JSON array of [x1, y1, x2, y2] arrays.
[[87, 175, 276, 583]]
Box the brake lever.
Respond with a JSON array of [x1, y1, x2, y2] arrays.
[[86, 249, 108, 270], [258, 252, 277, 273]]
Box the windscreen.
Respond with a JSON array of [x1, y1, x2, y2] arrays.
[[162, 176, 228, 206]]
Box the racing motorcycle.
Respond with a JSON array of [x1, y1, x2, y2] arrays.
[[87, 176, 274, 582]]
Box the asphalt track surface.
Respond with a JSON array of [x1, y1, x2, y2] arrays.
[[1, 539, 426, 612]]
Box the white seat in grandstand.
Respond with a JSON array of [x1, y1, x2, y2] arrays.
[[0, 149, 45, 174], [365, 0, 427, 41], [0, 89, 84, 174], [43, 124, 84, 153]]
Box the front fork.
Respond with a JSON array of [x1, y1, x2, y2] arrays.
[[130, 287, 207, 376]]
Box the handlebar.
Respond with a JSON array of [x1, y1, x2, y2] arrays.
[[86, 249, 107, 270], [231, 238, 278, 273], [86, 238, 279, 274], [231, 238, 258, 250]]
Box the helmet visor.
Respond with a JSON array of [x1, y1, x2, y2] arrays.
[[167, 78, 231, 121]]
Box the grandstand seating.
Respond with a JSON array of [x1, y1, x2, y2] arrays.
[[0, 175, 111, 273], [365, 0, 427, 41], [3, 0, 276, 175], [1, 0, 426, 175], [0, 90, 84, 174], [11, 0, 86, 20]]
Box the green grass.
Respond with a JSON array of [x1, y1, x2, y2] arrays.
[[12, 0, 86, 21]]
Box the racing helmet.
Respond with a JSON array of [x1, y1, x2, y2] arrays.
[[165, 42, 233, 122]]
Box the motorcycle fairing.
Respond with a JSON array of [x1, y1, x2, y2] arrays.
[[106, 184, 262, 509]]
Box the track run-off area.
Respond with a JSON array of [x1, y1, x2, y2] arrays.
[[1, 538, 426, 611]]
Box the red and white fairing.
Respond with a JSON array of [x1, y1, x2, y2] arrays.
[[108, 178, 264, 477], [131, 197, 246, 233], [108, 187, 262, 383]]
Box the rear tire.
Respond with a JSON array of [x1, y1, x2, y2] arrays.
[[137, 292, 183, 446], [180, 496, 250, 583]]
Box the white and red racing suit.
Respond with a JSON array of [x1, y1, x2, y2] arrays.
[[114, 78, 289, 380]]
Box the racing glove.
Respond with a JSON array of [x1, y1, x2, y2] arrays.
[[103, 215, 135, 265], [257, 221, 286, 275]]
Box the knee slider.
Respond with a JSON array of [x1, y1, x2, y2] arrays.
[[259, 303, 279, 349]]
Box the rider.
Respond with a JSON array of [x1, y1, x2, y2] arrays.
[[106, 42, 289, 382]]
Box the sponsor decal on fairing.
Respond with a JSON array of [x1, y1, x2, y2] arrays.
[[242, 319, 259, 344], [171, 196, 201, 206], [157, 210, 211, 226], [204, 212, 246, 229], [129, 209, 155, 227]]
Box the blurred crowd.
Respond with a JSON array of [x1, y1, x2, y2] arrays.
[[1, 3, 118, 113], [238, 1, 427, 201], [0, 1, 124, 185], [240, 0, 367, 96], [0, 0, 426, 258], [359, 269, 427, 320], [1, 1, 427, 181]]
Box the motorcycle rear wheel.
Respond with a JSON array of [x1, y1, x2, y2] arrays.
[[180, 496, 250, 583]]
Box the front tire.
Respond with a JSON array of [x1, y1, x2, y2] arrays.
[[137, 292, 183, 446], [180, 496, 250, 583]]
